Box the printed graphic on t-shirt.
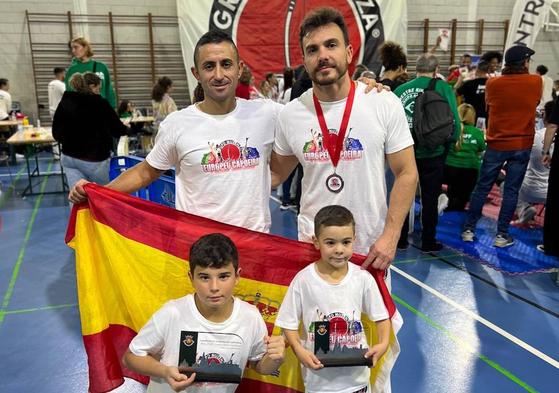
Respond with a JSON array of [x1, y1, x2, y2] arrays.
[[463, 134, 478, 145], [302, 128, 363, 162], [307, 310, 364, 349], [201, 138, 260, 173], [178, 331, 244, 383]]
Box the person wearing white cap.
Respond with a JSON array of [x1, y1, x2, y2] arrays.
[[461, 45, 542, 248]]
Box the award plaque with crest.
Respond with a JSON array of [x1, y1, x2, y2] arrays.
[[313, 321, 373, 367], [178, 331, 243, 383]]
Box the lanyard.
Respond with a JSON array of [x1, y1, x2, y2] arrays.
[[312, 81, 356, 169]]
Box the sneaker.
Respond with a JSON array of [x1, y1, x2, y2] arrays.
[[518, 206, 537, 223], [438, 194, 449, 215], [494, 233, 514, 248], [279, 202, 296, 211], [421, 241, 443, 252], [461, 229, 475, 242]]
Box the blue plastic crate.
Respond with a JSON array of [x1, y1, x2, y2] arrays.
[[109, 156, 176, 208]]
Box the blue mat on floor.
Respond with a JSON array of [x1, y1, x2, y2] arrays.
[[435, 211, 559, 274]]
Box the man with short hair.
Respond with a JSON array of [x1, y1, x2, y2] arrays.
[[394, 53, 461, 251], [456, 60, 490, 125], [271, 7, 418, 271], [461, 45, 542, 247], [447, 53, 473, 86], [48, 67, 66, 118], [0, 78, 11, 120], [69, 31, 282, 233]]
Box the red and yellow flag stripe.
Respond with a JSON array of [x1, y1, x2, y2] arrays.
[[66, 184, 400, 393]]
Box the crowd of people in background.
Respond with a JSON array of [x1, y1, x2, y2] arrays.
[[2, 24, 558, 259], [1, 7, 558, 393]]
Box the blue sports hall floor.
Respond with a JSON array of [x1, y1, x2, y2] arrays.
[[0, 156, 557, 392]]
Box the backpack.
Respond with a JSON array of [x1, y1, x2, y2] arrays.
[[412, 78, 455, 150]]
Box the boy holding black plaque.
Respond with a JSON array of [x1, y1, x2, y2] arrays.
[[122, 233, 285, 392], [275, 205, 391, 393]]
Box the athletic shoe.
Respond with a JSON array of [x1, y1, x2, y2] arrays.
[[517, 205, 537, 224], [421, 241, 444, 252], [461, 229, 475, 242], [279, 203, 294, 211], [494, 233, 514, 248], [438, 194, 449, 215]]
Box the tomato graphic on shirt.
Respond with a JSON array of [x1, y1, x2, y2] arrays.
[[220, 143, 241, 161], [201, 138, 260, 172]]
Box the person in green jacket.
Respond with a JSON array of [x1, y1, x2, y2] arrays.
[[65, 37, 116, 109], [394, 53, 461, 252], [444, 103, 486, 211]]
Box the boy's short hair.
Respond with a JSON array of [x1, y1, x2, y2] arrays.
[[54, 67, 65, 75], [314, 205, 355, 237], [299, 7, 350, 51], [189, 233, 239, 272]]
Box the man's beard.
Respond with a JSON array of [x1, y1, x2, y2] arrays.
[[311, 61, 349, 86]]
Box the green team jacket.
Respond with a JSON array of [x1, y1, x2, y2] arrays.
[[65, 58, 116, 109], [394, 76, 461, 159]]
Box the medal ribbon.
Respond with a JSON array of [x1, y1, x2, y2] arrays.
[[312, 81, 356, 169]]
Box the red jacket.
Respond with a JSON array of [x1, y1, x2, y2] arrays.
[[485, 74, 542, 151], [235, 83, 250, 99]]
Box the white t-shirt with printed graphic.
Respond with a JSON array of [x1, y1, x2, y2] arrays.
[[129, 294, 268, 393], [146, 98, 282, 233], [274, 83, 414, 253], [275, 262, 389, 393]]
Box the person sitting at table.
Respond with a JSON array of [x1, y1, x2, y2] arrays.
[[117, 99, 135, 120], [53, 72, 128, 192], [118, 99, 144, 134], [151, 76, 177, 130]]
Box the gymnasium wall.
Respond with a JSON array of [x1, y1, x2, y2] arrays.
[[0, 0, 556, 122]]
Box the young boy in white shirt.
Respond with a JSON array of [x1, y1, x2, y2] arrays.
[[123, 233, 285, 393], [275, 205, 391, 393]]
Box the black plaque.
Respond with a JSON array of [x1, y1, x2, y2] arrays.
[[178, 331, 243, 383], [313, 322, 373, 368]]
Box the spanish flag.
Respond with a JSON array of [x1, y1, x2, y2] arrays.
[[66, 183, 402, 393]]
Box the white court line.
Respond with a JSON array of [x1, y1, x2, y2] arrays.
[[390, 264, 559, 369]]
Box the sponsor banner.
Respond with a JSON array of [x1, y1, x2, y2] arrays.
[[178, 0, 407, 96], [504, 0, 553, 50]]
